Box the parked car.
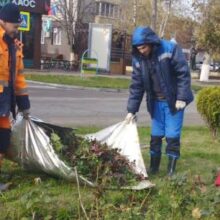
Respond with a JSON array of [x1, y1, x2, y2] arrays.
[[196, 62, 220, 71]]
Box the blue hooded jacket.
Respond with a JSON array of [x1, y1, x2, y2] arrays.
[[127, 27, 194, 117]]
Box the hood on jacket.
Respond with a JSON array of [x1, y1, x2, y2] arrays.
[[132, 26, 161, 46]]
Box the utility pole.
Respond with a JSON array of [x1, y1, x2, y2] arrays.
[[151, 0, 157, 31]]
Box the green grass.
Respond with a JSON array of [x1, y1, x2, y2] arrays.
[[0, 126, 220, 219], [192, 84, 205, 93], [25, 74, 207, 92], [26, 74, 131, 90]]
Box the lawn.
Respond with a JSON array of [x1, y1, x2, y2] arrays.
[[25, 74, 205, 92], [26, 74, 131, 90], [0, 126, 220, 219]]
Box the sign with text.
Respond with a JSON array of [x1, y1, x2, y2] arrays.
[[18, 11, 30, 31], [0, 0, 50, 14]]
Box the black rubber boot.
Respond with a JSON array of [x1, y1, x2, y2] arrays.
[[0, 128, 11, 154], [166, 137, 180, 158], [149, 136, 163, 174], [167, 157, 177, 176], [149, 156, 161, 174], [0, 129, 11, 192]]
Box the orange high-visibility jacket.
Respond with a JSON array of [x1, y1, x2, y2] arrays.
[[0, 26, 30, 117]]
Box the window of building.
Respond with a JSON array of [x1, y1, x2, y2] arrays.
[[113, 5, 119, 18], [96, 2, 100, 15], [96, 2, 119, 18], [109, 4, 114, 17], [52, 27, 62, 46], [41, 19, 52, 45], [41, 20, 47, 45], [41, 30, 45, 45], [100, 2, 105, 16]]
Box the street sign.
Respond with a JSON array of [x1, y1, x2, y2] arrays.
[[18, 11, 30, 31]]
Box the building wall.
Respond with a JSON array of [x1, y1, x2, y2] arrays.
[[80, 0, 95, 23], [94, 0, 121, 26], [41, 0, 124, 62], [41, 28, 72, 61]]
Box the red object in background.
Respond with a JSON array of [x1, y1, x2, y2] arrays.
[[44, 1, 50, 14], [215, 174, 220, 187]]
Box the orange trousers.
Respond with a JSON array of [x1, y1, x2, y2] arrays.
[[0, 117, 11, 129]]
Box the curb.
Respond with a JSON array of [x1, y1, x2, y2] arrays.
[[27, 80, 129, 93]]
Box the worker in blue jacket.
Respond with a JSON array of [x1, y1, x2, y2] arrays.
[[125, 26, 193, 176]]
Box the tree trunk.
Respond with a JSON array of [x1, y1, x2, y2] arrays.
[[133, 0, 137, 27], [159, 0, 173, 37], [151, 0, 158, 31]]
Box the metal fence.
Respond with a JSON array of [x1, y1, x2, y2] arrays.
[[111, 31, 132, 66], [40, 58, 79, 71]]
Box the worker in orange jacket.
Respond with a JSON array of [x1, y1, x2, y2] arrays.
[[0, 3, 30, 191]]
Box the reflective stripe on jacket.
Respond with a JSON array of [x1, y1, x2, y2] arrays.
[[127, 27, 194, 117]]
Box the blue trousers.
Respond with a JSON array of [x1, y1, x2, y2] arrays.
[[150, 101, 184, 159]]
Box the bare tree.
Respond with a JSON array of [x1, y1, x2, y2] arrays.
[[53, 0, 95, 59], [116, 0, 152, 33], [133, 0, 138, 27], [159, 0, 173, 37], [151, 0, 158, 30]]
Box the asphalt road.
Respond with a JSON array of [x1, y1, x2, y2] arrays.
[[28, 81, 205, 127]]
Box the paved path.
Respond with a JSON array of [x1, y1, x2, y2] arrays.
[[28, 81, 205, 127]]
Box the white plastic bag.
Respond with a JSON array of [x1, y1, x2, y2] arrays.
[[85, 120, 155, 189], [10, 115, 154, 189], [9, 114, 94, 187], [85, 120, 148, 178]]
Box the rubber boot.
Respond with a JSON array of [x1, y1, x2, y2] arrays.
[[149, 136, 162, 174], [0, 129, 11, 192], [0, 153, 3, 170], [0, 154, 6, 191], [0, 128, 11, 153], [149, 156, 161, 174], [0, 128, 10, 170], [167, 156, 177, 176]]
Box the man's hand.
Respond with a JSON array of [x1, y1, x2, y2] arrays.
[[22, 109, 30, 119], [125, 113, 136, 123], [175, 100, 186, 110]]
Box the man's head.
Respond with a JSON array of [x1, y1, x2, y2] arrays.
[[132, 26, 160, 56], [136, 44, 153, 57], [0, 3, 21, 38]]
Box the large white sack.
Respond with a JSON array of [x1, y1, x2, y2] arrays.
[[85, 119, 148, 178]]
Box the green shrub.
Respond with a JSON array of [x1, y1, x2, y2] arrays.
[[197, 87, 220, 137]]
